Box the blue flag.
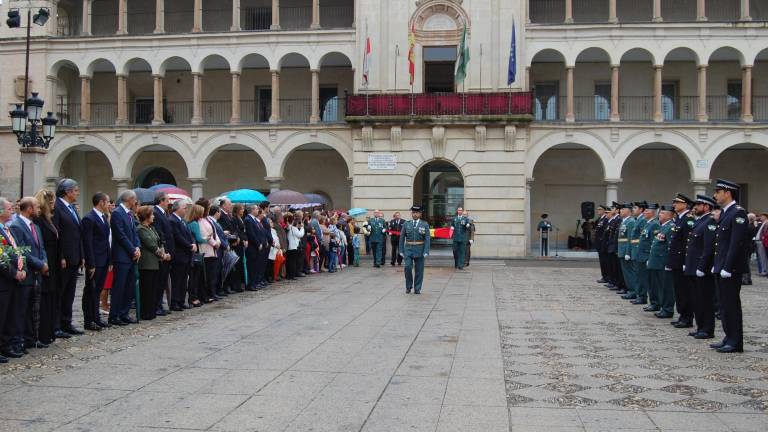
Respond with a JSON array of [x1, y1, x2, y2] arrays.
[[507, 21, 516, 86]]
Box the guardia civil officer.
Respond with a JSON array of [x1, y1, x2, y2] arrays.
[[450, 207, 470, 269], [649, 206, 675, 319], [636, 203, 660, 309], [399, 205, 431, 294], [711, 179, 750, 353], [684, 195, 717, 339], [368, 211, 386, 268], [537, 214, 553, 257], [668, 193, 696, 329], [627, 201, 649, 303], [618, 203, 637, 297]]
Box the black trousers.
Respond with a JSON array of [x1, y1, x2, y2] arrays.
[[7, 283, 32, 347], [597, 250, 608, 279], [170, 260, 190, 308], [673, 269, 694, 324], [717, 274, 743, 348], [156, 261, 171, 309], [188, 262, 204, 302], [0, 285, 11, 348], [82, 266, 107, 325], [390, 236, 402, 265], [691, 275, 716, 336], [607, 253, 623, 287], [204, 257, 220, 299], [138, 269, 158, 320], [38, 276, 56, 342], [286, 249, 300, 278], [59, 265, 79, 329]]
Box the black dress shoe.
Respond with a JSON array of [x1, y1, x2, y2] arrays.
[[84, 323, 102, 332], [95, 320, 111, 328], [54, 330, 72, 339], [597, 278, 606, 283], [155, 309, 167, 316], [406, 289, 411, 294], [674, 322, 693, 328], [621, 294, 637, 300], [655, 312, 673, 318], [0, 348, 22, 358], [604, 283, 616, 289], [694, 333, 715, 339], [631, 299, 646, 305], [717, 345, 743, 353], [108, 318, 128, 326], [688, 331, 698, 337], [643, 306, 660, 312], [63, 326, 85, 335], [710, 341, 726, 349], [39, 338, 54, 345], [171, 305, 184, 312], [616, 290, 628, 295], [0, 355, 7, 363], [18, 345, 28, 355], [121, 317, 138, 324]]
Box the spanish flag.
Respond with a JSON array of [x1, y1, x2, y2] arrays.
[[408, 23, 416, 85], [431, 227, 453, 239]]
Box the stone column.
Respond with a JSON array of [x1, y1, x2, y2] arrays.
[[265, 177, 283, 193], [271, 0, 280, 29], [193, 0, 203, 32], [154, 0, 165, 33], [45, 75, 58, 112], [524, 67, 531, 91], [565, 66, 575, 122], [525, 178, 534, 254], [231, 0, 241, 31], [230, 72, 241, 124], [653, 0, 662, 22], [605, 179, 621, 205], [610, 65, 620, 121], [653, 65, 663, 122], [80, 75, 91, 125], [117, 0, 127, 35], [697, 65, 708, 122], [692, 180, 709, 197], [192, 73, 203, 125], [310, 69, 320, 123], [20, 148, 48, 197], [565, 0, 574, 23], [82, 0, 91, 35], [697, 0, 707, 21], [270, 70, 281, 123], [609, 0, 618, 23], [152, 75, 164, 125], [742, 66, 753, 122], [113, 177, 132, 195], [189, 178, 206, 201], [116, 74, 128, 125], [741, 0, 752, 21], [311, 0, 320, 28]]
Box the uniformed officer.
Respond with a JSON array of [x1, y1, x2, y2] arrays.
[[464, 211, 475, 267], [711, 179, 750, 353], [618, 203, 637, 298], [668, 193, 696, 329], [595, 205, 609, 284], [605, 203, 624, 290], [684, 195, 717, 339], [399, 205, 431, 294], [637, 203, 660, 310], [627, 201, 649, 303], [368, 210, 387, 268], [537, 214, 553, 257], [648, 205, 675, 319], [450, 207, 471, 269]]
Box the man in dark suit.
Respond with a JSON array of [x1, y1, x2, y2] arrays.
[[245, 206, 268, 291], [684, 195, 717, 340], [109, 190, 141, 326], [7, 197, 49, 358], [153, 192, 173, 315], [711, 179, 751, 353], [594, 205, 609, 283], [52, 178, 84, 336], [0, 197, 27, 362], [605, 203, 624, 291], [218, 198, 241, 294], [259, 202, 273, 283], [388, 212, 405, 266], [81, 192, 111, 331], [667, 193, 696, 329], [170, 200, 195, 311]]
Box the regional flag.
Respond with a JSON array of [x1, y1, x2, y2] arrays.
[[408, 23, 416, 85], [362, 36, 372, 86], [454, 25, 470, 84]]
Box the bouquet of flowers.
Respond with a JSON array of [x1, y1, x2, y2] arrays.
[[0, 236, 29, 270]]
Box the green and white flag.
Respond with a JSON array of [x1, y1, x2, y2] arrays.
[[454, 26, 470, 85]]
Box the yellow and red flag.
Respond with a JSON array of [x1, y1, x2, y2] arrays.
[[408, 23, 416, 85]]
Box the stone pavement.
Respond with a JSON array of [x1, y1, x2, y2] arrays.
[[0, 260, 766, 431]]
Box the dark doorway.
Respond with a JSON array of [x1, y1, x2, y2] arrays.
[[135, 166, 177, 189], [413, 160, 464, 248], [257, 87, 272, 122], [424, 46, 457, 93]]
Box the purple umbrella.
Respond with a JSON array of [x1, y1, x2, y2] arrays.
[[303, 193, 329, 206], [267, 190, 308, 205]]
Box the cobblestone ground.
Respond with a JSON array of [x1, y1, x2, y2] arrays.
[[0, 260, 766, 431]]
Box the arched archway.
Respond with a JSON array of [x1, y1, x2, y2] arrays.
[[710, 144, 768, 211], [530, 49, 567, 121], [282, 143, 350, 209], [204, 144, 269, 197], [413, 160, 464, 233], [134, 166, 177, 189], [130, 145, 191, 193], [620, 143, 693, 205], [57, 145, 117, 211]]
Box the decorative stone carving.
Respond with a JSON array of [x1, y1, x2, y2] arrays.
[[474, 125, 486, 152], [362, 126, 374, 151], [411, 0, 469, 45], [431, 126, 446, 158], [504, 125, 516, 152], [390, 126, 402, 152]]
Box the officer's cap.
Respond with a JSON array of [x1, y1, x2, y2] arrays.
[[633, 201, 648, 209], [714, 178, 740, 193], [660, 205, 675, 212], [672, 193, 694, 206], [695, 194, 716, 207], [541, 214, 548, 219], [410, 205, 423, 212], [598, 205, 608, 211], [611, 201, 620, 209], [646, 203, 659, 210]]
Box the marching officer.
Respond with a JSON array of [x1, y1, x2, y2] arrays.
[[637, 203, 660, 310], [711, 179, 750, 353], [368, 210, 386, 268], [399, 205, 431, 294], [668, 193, 696, 329], [648, 205, 675, 319], [618, 203, 637, 298], [627, 201, 648, 303], [450, 207, 470, 270], [595, 205, 609, 284], [684, 195, 717, 340]]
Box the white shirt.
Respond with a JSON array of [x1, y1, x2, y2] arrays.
[[287, 225, 305, 250], [721, 200, 736, 214], [155, 205, 166, 215], [94, 208, 112, 246], [120, 203, 132, 214], [18, 214, 33, 229]]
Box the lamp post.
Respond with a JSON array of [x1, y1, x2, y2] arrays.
[[6, 7, 56, 197]]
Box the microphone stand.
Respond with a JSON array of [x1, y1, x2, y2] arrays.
[[554, 226, 560, 258]]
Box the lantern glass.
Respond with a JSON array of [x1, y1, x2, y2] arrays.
[[33, 9, 50, 26], [9, 104, 27, 133], [26, 93, 44, 121], [42, 112, 57, 139]]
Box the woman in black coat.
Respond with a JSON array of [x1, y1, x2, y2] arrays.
[[33, 189, 60, 345]]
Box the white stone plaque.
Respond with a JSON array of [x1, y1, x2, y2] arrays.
[[368, 153, 397, 170], [696, 159, 709, 169]]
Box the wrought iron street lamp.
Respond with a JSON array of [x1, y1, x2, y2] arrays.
[[9, 93, 57, 149]]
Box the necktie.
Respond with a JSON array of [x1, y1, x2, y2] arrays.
[[29, 222, 39, 246], [102, 214, 109, 226], [68, 204, 80, 225], [3, 227, 23, 271]]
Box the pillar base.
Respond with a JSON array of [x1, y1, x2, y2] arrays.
[[310, 23, 321, 29], [154, 28, 164, 34], [652, 17, 663, 22], [697, 114, 709, 122], [191, 118, 203, 125], [269, 117, 280, 124], [742, 114, 754, 123], [565, 114, 575, 122], [230, 118, 241, 125], [270, 24, 281, 30], [741, 15, 752, 21], [309, 116, 320, 124], [115, 119, 129, 126], [564, 18, 574, 24], [152, 119, 165, 125], [653, 115, 664, 123], [610, 115, 620, 122], [608, 17, 618, 23]]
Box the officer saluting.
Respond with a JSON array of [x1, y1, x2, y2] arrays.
[[399, 205, 431, 294], [711, 179, 750, 353]]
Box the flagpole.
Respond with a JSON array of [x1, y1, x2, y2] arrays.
[[479, 43, 483, 93], [394, 45, 399, 92]]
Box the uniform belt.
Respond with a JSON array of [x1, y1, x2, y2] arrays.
[[618, 239, 628, 242], [630, 240, 640, 244], [406, 241, 424, 245]]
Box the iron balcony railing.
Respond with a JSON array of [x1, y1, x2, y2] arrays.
[[345, 92, 534, 119]]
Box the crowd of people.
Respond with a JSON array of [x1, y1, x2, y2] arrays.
[[0, 179, 417, 363], [594, 179, 759, 354]]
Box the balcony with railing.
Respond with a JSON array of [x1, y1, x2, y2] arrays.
[[345, 92, 534, 123]]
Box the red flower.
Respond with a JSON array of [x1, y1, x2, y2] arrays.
[[0, 237, 6, 246]]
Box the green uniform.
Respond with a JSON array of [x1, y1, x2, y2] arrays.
[[629, 217, 648, 302], [451, 215, 470, 269], [398, 218, 431, 293], [368, 217, 386, 266], [635, 217, 658, 305], [648, 220, 675, 315], [618, 217, 636, 295]]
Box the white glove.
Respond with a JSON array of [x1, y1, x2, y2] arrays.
[[399, 252, 404, 257], [382, 229, 387, 233], [711, 266, 715, 273], [682, 265, 686, 272], [720, 269, 732, 279], [469, 240, 473, 245], [664, 266, 672, 272], [423, 253, 428, 257], [696, 269, 705, 277], [624, 255, 630, 261]]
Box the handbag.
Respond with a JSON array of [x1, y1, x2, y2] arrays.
[[192, 252, 204, 266]]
